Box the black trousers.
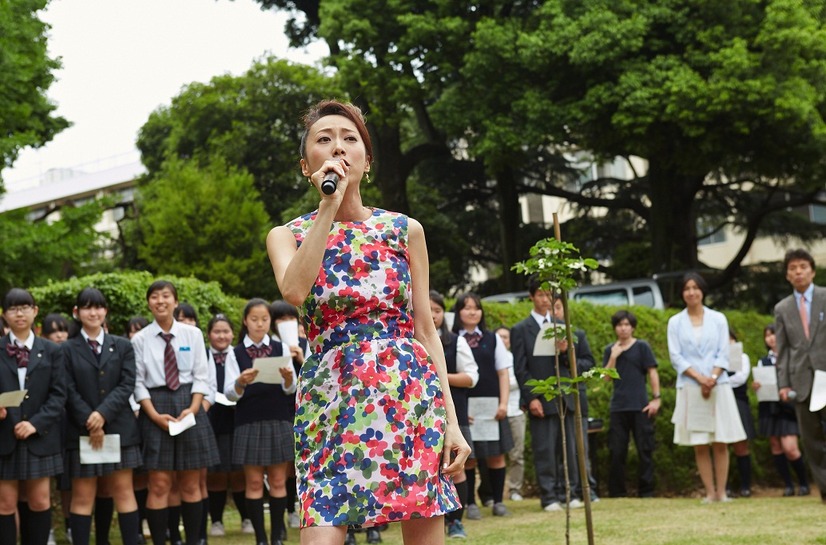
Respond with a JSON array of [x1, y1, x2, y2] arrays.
[[607, 410, 655, 497]]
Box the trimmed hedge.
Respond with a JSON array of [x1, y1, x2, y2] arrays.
[[30, 271, 247, 338], [484, 300, 776, 497]]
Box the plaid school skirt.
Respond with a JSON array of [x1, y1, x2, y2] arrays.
[[139, 384, 219, 471], [232, 419, 294, 467], [0, 443, 63, 480]]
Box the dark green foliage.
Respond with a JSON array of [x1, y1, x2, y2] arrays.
[[30, 271, 246, 339]]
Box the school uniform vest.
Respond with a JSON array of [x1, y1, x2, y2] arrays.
[[233, 342, 293, 426], [208, 349, 235, 435], [443, 333, 469, 426], [468, 330, 500, 399]]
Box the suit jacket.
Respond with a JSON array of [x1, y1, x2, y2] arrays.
[[63, 334, 140, 447], [0, 336, 66, 457], [775, 285, 826, 402], [512, 315, 594, 416]]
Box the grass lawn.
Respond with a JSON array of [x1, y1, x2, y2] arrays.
[[66, 490, 826, 545]]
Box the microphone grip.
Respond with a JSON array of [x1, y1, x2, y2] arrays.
[[321, 172, 339, 195]]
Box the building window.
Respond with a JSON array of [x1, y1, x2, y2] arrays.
[[697, 219, 726, 246]]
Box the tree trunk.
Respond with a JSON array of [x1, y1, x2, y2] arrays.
[[647, 162, 703, 274], [496, 166, 522, 290], [372, 121, 410, 215]]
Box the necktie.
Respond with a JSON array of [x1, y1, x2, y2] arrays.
[[246, 344, 270, 361], [160, 333, 180, 390], [88, 339, 100, 354], [800, 295, 810, 339], [213, 352, 226, 366], [6, 342, 30, 368], [464, 331, 482, 349]]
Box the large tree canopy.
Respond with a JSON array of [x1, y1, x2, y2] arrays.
[[0, 0, 69, 187]]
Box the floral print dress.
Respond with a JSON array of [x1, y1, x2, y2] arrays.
[[288, 207, 460, 527]]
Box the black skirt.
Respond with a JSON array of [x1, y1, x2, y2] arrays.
[[66, 444, 143, 478], [0, 443, 63, 480], [232, 420, 295, 466], [735, 397, 756, 440], [138, 384, 220, 471]]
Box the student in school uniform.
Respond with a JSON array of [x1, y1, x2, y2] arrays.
[[205, 314, 250, 537], [224, 299, 298, 545], [63, 287, 142, 545], [0, 288, 67, 545], [268, 300, 306, 535], [126, 315, 151, 543], [132, 280, 219, 545]]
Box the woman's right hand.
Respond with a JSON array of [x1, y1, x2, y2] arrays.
[[152, 413, 175, 432], [236, 368, 259, 387], [310, 158, 351, 202]]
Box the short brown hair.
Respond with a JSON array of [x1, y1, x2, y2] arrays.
[[783, 249, 815, 271], [299, 100, 373, 162]]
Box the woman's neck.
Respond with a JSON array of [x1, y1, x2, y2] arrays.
[[10, 328, 29, 342], [155, 317, 173, 332], [83, 326, 103, 339], [333, 189, 370, 222], [248, 334, 265, 345], [687, 303, 704, 317]]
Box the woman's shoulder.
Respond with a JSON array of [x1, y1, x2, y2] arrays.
[[704, 306, 728, 322]]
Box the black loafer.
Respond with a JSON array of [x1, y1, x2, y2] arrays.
[[800, 485, 811, 496]]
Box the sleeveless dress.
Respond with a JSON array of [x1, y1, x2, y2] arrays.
[[288, 207, 460, 527]]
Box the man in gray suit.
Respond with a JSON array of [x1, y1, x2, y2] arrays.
[[512, 277, 594, 511], [776, 248, 826, 501]]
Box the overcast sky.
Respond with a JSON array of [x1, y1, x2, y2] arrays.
[[4, 0, 324, 189]]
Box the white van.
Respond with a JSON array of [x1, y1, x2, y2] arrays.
[[482, 278, 665, 310]]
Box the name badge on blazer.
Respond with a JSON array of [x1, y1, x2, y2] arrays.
[[179, 346, 191, 352]]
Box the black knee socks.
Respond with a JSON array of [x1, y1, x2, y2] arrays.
[[145, 508, 169, 545], [736, 454, 752, 491], [168, 505, 182, 543], [135, 488, 148, 524], [118, 510, 141, 545], [233, 491, 249, 521], [17, 501, 30, 544], [27, 508, 52, 545], [774, 453, 793, 487], [247, 497, 267, 543], [95, 496, 114, 545], [180, 500, 203, 545], [269, 496, 287, 541], [790, 455, 809, 486], [489, 467, 506, 504], [0, 514, 16, 544], [465, 468, 477, 506], [286, 476, 297, 512], [209, 490, 226, 524], [200, 497, 209, 541], [70, 513, 93, 545]]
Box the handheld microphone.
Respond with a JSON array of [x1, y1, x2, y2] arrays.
[[787, 390, 798, 400], [321, 172, 339, 195]]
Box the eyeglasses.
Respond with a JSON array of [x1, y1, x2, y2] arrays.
[[5, 305, 34, 315]]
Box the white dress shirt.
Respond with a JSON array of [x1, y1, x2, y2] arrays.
[[9, 331, 34, 390]]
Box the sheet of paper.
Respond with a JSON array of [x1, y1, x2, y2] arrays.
[[752, 366, 779, 402], [79, 434, 121, 464], [728, 342, 743, 373], [444, 312, 455, 332], [810, 370, 826, 412], [277, 321, 299, 348], [215, 392, 236, 407], [168, 412, 196, 437], [0, 389, 27, 407], [252, 356, 293, 385], [468, 397, 500, 441], [685, 385, 715, 432], [533, 323, 556, 357]]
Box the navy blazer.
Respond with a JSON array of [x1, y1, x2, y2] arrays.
[[63, 334, 140, 448], [0, 336, 66, 457], [512, 316, 594, 416]]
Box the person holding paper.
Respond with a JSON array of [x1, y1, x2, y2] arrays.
[[203, 314, 250, 538], [512, 278, 595, 512], [775, 249, 826, 502], [224, 298, 297, 545], [269, 299, 307, 536], [131, 280, 219, 545], [753, 323, 809, 497], [431, 291, 478, 538], [452, 293, 513, 519], [668, 273, 745, 504], [63, 287, 142, 545], [0, 288, 67, 545], [726, 329, 756, 498], [602, 310, 660, 498], [267, 100, 468, 545]]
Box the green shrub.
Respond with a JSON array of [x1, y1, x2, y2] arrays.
[[483, 300, 775, 497], [30, 270, 246, 338]]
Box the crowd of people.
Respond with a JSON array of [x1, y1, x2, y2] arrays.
[[1, 98, 825, 545]]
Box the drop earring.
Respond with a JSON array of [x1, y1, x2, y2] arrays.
[[365, 172, 371, 184]]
